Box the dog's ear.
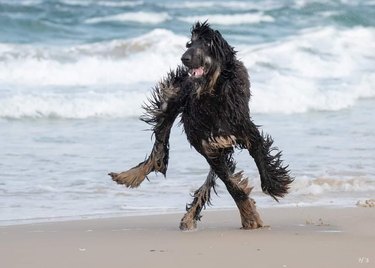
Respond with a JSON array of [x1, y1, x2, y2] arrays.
[[211, 31, 228, 60], [210, 30, 235, 63]]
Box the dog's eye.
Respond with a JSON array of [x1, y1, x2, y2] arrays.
[[186, 41, 192, 48]]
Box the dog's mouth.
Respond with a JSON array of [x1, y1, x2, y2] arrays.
[[188, 66, 205, 78]]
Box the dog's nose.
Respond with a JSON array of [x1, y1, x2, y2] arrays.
[[181, 53, 191, 65]]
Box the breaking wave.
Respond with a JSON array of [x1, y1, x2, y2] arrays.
[[85, 11, 171, 24], [178, 12, 275, 25], [0, 91, 145, 119], [1, 26, 374, 119], [291, 176, 375, 196], [0, 29, 185, 87]]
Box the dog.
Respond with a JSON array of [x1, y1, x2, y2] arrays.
[[109, 21, 293, 230]]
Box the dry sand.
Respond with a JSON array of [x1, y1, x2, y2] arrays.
[[1, 207, 374, 268]]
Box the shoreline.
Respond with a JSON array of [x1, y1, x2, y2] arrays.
[[0, 202, 365, 228], [1, 207, 374, 268]]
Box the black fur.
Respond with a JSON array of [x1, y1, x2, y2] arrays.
[[109, 22, 293, 229]]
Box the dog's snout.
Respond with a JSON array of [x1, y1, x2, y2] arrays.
[[181, 52, 192, 65]]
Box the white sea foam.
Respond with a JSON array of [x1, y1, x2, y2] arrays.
[[164, 1, 282, 11], [0, 91, 145, 119], [0, 27, 374, 118], [178, 13, 275, 25], [0, 0, 42, 6], [291, 176, 375, 196], [0, 29, 186, 119], [60, 0, 143, 7], [96, 0, 143, 7], [0, 29, 185, 87], [85, 11, 171, 24], [240, 26, 375, 113]]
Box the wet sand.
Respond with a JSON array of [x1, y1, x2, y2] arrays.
[[1, 207, 374, 268]]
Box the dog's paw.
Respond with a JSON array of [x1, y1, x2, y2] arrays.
[[179, 219, 197, 231], [108, 167, 146, 188], [109, 159, 155, 188], [237, 198, 264, 230], [241, 219, 264, 230]]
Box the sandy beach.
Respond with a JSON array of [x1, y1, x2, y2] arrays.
[[1, 207, 373, 268]]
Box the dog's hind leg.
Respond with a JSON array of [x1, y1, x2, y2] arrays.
[[205, 150, 263, 229], [225, 171, 263, 229], [180, 169, 217, 231]]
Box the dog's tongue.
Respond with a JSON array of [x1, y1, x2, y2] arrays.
[[192, 67, 204, 77]]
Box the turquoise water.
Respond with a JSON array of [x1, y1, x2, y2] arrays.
[[0, 0, 374, 225]]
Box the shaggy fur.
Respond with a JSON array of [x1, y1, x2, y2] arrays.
[[109, 22, 293, 230]]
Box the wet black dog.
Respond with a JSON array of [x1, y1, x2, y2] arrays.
[[109, 21, 293, 230]]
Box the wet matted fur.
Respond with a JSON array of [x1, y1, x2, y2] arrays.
[[109, 22, 293, 230]]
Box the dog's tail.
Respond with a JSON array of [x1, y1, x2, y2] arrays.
[[247, 122, 293, 201]]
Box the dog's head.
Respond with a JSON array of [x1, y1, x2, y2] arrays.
[[181, 21, 236, 79]]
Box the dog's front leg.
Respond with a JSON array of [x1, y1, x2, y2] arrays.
[[109, 122, 174, 188], [109, 67, 189, 188], [245, 119, 293, 200]]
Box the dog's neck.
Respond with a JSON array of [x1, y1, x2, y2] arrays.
[[194, 63, 223, 98]]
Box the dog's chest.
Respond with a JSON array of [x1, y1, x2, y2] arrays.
[[184, 93, 217, 119], [181, 93, 228, 141]]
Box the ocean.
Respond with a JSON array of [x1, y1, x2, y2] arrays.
[[0, 0, 374, 225]]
